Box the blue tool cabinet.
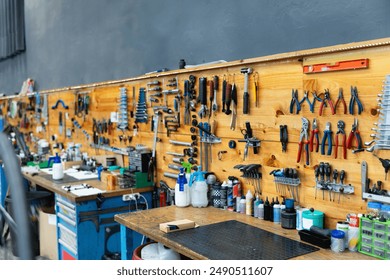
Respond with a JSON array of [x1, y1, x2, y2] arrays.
[[55, 192, 152, 260]]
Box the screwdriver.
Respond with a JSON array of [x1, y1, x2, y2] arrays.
[[331, 169, 338, 201], [324, 163, 331, 200], [314, 166, 320, 199]]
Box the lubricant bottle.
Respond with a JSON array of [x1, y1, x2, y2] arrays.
[[273, 197, 281, 224], [175, 168, 190, 207], [189, 167, 208, 207], [269, 197, 275, 222], [245, 190, 253, 216], [258, 198, 264, 219], [264, 197, 270, 221], [226, 177, 234, 211]]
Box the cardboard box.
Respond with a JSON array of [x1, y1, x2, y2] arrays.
[[159, 219, 198, 233], [100, 170, 119, 190], [39, 209, 58, 260]]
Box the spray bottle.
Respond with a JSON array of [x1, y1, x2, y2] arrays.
[[174, 168, 190, 207], [47, 153, 64, 180], [189, 166, 208, 207]]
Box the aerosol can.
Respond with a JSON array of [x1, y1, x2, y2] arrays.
[[189, 167, 208, 207], [47, 153, 64, 180], [174, 168, 190, 207]]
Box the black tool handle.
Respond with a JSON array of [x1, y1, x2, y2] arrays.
[[222, 80, 227, 112], [319, 162, 325, 181], [225, 83, 232, 115], [340, 170, 345, 184], [243, 92, 249, 114], [199, 77, 207, 105], [214, 76, 219, 91]]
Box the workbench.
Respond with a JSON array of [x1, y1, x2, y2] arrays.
[[115, 206, 376, 260], [23, 171, 153, 260]]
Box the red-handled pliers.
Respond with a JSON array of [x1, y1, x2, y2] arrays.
[[319, 89, 335, 116], [309, 118, 319, 152], [335, 120, 347, 159], [297, 117, 310, 165], [347, 118, 363, 151]]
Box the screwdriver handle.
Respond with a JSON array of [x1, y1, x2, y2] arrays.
[[340, 170, 345, 184]]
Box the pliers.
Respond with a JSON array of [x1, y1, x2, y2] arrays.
[[334, 120, 347, 159], [289, 89, 301, 114], [335, 88, 347, 114], [321, 122, 333, 155], [347, 118, 363, 151], [297, 117, 310, 165], [349, 86, 363, 115], [309, 118, 319, 152], [299, 91, 315, 113], [319, 89, 335, 116]]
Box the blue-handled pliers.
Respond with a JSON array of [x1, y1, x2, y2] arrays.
[[349, 86, 363, 115], [321, 122, 333, 156], [299, 91, 315, 113], [289, 89, 301, 114]]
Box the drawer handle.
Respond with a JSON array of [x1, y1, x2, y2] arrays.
[[58, 213, 77, 227]]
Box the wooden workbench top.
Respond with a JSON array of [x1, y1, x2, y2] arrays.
[[115, 206, 375, 260], [23, 171, 153, 202]]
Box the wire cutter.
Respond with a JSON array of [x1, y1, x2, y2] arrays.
[[319, 89, 335, 116], [349, 86, 363, 115], [347, 118, 363, 151], [297, 117, 310, 165], [299, 91, 315, 113], [309, 118, 319, 152], [289, 89, 301, 114], [335, 88, 347, 114], [321, 122, 333, 155], [334, 120, 347, 159]]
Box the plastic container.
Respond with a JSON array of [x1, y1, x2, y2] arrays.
[[189, 167, 208, 208], [47, 153, 64, 180], [336, 221, 349, 249], [239, 196, 246, 214], [133, 242, 181, 260], [175, 168, 190, 207], [379, 204, 390, 220], [302, 208, 324, 230], [258, 202, 264, 219], [273, 204, 281, 223], [331, 230, 345, 253], [367, 201, 382, 218]]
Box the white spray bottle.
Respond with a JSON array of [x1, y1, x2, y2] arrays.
[[174, 168, 190, 207]]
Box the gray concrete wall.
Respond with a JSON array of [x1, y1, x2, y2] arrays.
[[0, 0, 389, 94]]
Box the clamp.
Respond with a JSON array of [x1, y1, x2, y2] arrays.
[[335, 120, 347, 159], [321, 122, 333, 155], [347, 118, 363, 152], [299, 91, 315, 113], [319, 89, 335, 116], [297, 117, 310, 165], [309, 118, 319, 152], [349, 86, 363, 115], [335, 88, 347, 114], [289, 89, 301, 114]]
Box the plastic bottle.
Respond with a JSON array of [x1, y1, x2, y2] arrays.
[[220, 181, 228, 208], [258, 202, 264, 219], [226, 178, 234, 211], [245, 190, 253, 216], [264, 197, 270, 221], [175, 168, 190, 207], [269, 197, 275, 222], [232, 177, 241, 212], [48, 153, 64, 180], [189, 167, 208, 208], [239, 196, 246, 214], [254, 196, 260, 218], [273, 198, 281, 224]]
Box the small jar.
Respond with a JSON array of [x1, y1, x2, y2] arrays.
[[331, 230, 345, 253], [367, 201, 382, 218]]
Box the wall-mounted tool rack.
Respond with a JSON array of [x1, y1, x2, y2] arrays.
[[2, 38, 390, 228]]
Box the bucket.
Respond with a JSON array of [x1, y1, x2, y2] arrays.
[[132, 242, 181, 260], [302, 208, 324, 230]]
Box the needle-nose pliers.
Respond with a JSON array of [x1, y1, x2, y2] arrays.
[[299, 91, 315, 113], [321, 122, 333, 155], [335, 88, 347, 114], [349, 86, 363, 115]]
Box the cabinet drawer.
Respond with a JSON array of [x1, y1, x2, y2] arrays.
[[57, 212, 77, 227], [56, 200, 77, 222], [58, 223, 77, 254]]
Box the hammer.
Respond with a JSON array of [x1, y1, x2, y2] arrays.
[[241, 67, 253, 114]]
